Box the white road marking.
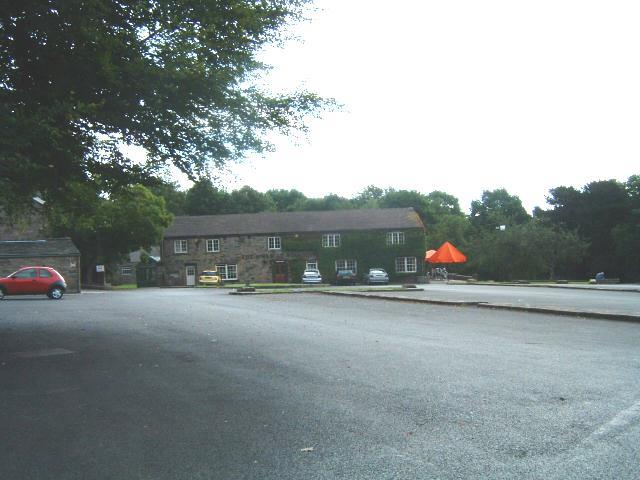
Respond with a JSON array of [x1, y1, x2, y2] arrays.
[[588, 399, 640, 440], [13, 348, 75, 358]]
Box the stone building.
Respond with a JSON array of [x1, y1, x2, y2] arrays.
[[0, 238, 81, 292], [161, 208, 426, 286], [112, 247, 161, 286]]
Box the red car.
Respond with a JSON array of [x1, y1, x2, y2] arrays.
[[0, 266, 67, 300]]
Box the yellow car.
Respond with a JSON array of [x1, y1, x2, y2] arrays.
[[199, 269, 221, 286]]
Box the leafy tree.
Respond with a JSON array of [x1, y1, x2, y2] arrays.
[[0, 0, 327, 213], [543, 186, 584, 229], [148, 181, 186, 216], [353, 185, 384, 208], [300, 194, 353, 211], [379, 189, 430, 221], [611, 176, 640, 281], [48, 184, 172, 281], [580, 180, 630, 273], [424, 191, 463, 219], [467, 221, 588, 281], [543, 179, 632, 277], [470, 189, 530, 231], [184, 179, 230, 215], [378, 188, 463, 225], [426, 215, 471, 252], [228, 186, 274, 213], [266, 189, 308, 211]]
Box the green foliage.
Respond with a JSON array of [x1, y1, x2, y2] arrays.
[[48, 184, 172, 268], [470, 189, 530, 231], [541, 178, 636, 279], [228, 186, 275, 213], [283, 230, 425, 282], [298, 194, 353, 211], [353, 185, 384, 208], [184, 179, 231, 215], [0, 0, 327, 212], [426, 215, 471, 251], [266, 189, 308, 211], [378, 189, 431, 219], [467, 221, 588, 281], [148, 181, 186, 216], [109, 175, 640, 282]]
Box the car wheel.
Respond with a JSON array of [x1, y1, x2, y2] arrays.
[[48, 287, 64, 300], [0, 288, 5, 300]]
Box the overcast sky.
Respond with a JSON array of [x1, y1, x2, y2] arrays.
[[213, 0, 639, 213]]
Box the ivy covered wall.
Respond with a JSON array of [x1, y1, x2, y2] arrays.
[[282, 229, 426, 282]]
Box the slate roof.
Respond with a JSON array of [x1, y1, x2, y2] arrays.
[[0, 238, 80, 258], [164, 208, 425, 238], [128, 246, 161, 263]]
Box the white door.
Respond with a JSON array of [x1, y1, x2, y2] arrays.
[[186, 265, 196, 286]]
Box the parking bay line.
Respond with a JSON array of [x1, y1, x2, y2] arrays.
[[12, 348, 75, 359]]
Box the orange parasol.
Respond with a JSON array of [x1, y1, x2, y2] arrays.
[[425, 249, 437, 261], [427, 241, 467, 264]]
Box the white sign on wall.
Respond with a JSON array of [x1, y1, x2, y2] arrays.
[[96, 265, 105, 273]]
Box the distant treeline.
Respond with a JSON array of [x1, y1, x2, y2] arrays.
[[150, 176, 640, 282]]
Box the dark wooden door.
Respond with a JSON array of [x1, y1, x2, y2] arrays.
[[273, 261, 288, 283]]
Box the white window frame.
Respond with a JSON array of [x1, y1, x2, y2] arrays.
[[206, 238, 220, 253], [174, 239, 188, 254], [306, 259, 318, 270], [216, 264, 238, 281], [387, 231, 405, 245], [395, 257, 417, 273], [268, 236, 282, 250], [120, 266, 133, 276], [335, 259, 357, 273], [322, 233, 341, 248]]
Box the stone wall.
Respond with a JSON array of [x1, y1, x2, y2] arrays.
[[111, 261, 137, 286], [0, 256, 81, 293], [161, 228, 426, 286], [161, 235, 307, 285]]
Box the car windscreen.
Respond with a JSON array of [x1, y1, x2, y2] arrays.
[[201, 271, 217, 276]]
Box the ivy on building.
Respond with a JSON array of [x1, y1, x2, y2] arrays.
[[282, 230, 425, 281]]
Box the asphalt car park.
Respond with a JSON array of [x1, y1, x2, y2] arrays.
[[371, 282, 640, 317], [1, 288, 639, 479]]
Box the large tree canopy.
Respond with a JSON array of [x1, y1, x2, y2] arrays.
[[470, 188, 530, 231], [48, 183, 172, 278], [0, 0, 325, 212]]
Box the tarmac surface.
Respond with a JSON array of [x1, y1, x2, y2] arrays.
[[321, 282, 640, 320], [1, 288, 639, 479]]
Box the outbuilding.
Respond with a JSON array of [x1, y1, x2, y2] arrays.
[[0, 238, 81, 293]]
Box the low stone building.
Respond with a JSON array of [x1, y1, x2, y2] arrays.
[[112, 247, 161, 286], [0, 238, 81, 292], [161, 208, 426, 285]]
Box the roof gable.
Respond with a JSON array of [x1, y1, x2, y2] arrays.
[[164, 208, 425, 238]]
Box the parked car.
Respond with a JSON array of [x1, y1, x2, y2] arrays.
[[0, 266, 67, 300], [199, 269, 221, 286], [335, 269, 357, 285], [363, 268, 389, 285], [301, 269, 323, 284]]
